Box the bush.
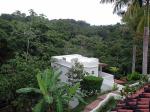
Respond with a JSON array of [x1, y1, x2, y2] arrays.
[[81, 75, 103, 96], [0, 54, 51, 111], [97, 96, 117, 112], [109, 67, 121, 79], [65, 60, 88, 86], [127, 72, 141, 81]]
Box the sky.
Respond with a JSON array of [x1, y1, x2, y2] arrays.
[[0, 0, 121, 25]]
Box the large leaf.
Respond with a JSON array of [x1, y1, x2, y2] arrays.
[[16, 88, 41, 94], [37, 72, 47, 95], [43, 69, 53, 88], [56, 96, 63, 112], [44, 95, 53, 104], [49, 70, 60, 92], [68, 83, 80, 95], [75, 94, 87, 104], [33, 99, 45, 112]]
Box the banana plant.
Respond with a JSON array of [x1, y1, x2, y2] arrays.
[[17, 69, 85, 112]]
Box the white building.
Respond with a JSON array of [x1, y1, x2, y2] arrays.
[[51, 54, 114, 108], [51, 54, 114, 91]]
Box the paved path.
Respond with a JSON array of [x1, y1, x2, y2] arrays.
[[83, 94, 107, 112], [83, 91, 119, 112]]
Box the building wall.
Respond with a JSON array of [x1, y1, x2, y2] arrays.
[[51, 62, 69, 83], [51, 62, 99, 82], [100, 72, 114, 92], [51, 57, 99, 82], [84, 67, 98, 76]]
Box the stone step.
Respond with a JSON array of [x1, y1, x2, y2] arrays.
[[117, 109, 133, 112]]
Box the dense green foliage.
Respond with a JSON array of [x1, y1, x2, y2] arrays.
[[109, 67, 121, 79], [81, 76, 103, 95], [17, 69, 84, 112], [127, 72, 141, 81], [0, 10, 138, 111], [66, 61, 88, 85], [0, 11, 134, 72], [97, 96, 117, 112], [120, 84, 136, 97]]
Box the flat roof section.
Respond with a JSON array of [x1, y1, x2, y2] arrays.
[[52, 54, 99, 63]]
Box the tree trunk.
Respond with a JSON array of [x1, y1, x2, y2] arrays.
[[142, 27, 149, 75], [132, 45, 136, 73]]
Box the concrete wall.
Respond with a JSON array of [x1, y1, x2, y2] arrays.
[[91, 93, 122, 112], [52, 62, 115, 92], [51, 63, 69, 83], [51, 58, 114, 108], [84, 67, 98, 76], [99, 72, 114, 92], [51, 57, 99, 82]]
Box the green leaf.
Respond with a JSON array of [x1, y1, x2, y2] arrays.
[[44, 95, 53, 104], [16, 88, 41, 94], [75, 94, 87, 104], [37, 72, 47, 95], [33, 99, 45, 112], [69, 83, 80, 95], [56, 96, 63, 112]]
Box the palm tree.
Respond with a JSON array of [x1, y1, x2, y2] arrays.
[[122, 3, 144, 73], [17, 69, 85, 112], [100, 0, 149, 74], [122, 2, 150, 74], [142, 0, 149, 75]]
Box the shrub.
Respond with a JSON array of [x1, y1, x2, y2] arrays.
[[120, 84, 136, 97], [65, 60, 88, 86], [81, 75, 103, 96], [97, 96, 117, 112], [0, 54, 51, 111], [109, 67, 119, 74], [112, 83, 118, 91], [127, 72, 141, 81], [109, 67, 121, 79], [17, 69, 85, 112]]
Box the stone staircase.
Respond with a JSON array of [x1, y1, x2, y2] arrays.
[[111, 85, 150, 112]]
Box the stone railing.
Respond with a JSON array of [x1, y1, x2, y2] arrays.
[[99, 72, 114, 92], [90, 93, 122, 112]]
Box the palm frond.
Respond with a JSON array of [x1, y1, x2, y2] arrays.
[[100, 0, 115, 4], [113, 0, 129, 13], [137, 16, 145, 32]]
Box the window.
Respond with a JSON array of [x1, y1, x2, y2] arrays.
[[92, 71, 94, 74], [62, 57, 66, 61]]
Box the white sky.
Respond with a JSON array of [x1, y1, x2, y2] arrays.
[[0, 0, 121, 25]]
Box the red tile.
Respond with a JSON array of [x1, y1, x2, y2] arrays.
[[117, 109, 133, 112]]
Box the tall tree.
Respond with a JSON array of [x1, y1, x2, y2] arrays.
[[142, 0, 149, 74], [122, 0, 150, 74], [100, 0, 150, 74]]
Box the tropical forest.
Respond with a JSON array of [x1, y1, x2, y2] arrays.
[[0, 0, 150, 111]]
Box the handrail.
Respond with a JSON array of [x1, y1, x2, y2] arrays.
[[90, 93, 122, 112]]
